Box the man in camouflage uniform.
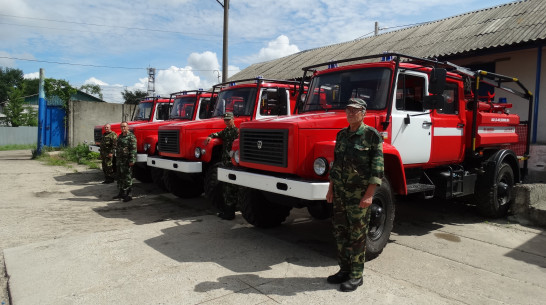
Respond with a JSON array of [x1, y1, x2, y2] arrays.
[[100, 123, 117, 184], [205, 112, 239, 220], [113, 121, 137, 202], [325, 98, 384, 292]]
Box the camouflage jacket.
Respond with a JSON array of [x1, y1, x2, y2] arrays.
[[209, 126, 239, 166], [329, 122, 384, 189], [116, 132, 137, 163], [99, 131, 117, 158]]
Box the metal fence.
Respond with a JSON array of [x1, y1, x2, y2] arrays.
[[0, 127, 38, 146]]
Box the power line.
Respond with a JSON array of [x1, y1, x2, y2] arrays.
[[0, 56, 238, 71], [0, 13, 220, 37]]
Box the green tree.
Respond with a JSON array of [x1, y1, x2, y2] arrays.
[[4, 87, 36, 127], [121, 88, 147, 105], [80, 83, 103, 100], [0, 67, 24, 103], [44, 78, 77, 108]]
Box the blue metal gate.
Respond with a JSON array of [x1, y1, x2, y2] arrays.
[[43, 105, 66, 147]]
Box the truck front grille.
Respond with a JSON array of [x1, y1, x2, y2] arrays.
[[158, 130, 180, 153], [240, 129, 288, 167], [94, 128, 102, 143]]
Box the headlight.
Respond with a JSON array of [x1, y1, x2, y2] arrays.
[[144, 144, 151, 152], [313, 157, 328, 176], [234, 150, 240, 164], [194, 147, 201, 158]]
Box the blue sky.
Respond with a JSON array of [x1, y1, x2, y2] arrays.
[[1, 0, 513, 103]]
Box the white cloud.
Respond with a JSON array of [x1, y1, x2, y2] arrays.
[[84, 77, 108, 86], [24, 72, 39, 79], [242, 35, 300, 64]]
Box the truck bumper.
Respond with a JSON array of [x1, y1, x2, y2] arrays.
[[218, 168, 328, 201], [136, 153, 148, 163], [147, 156, 202, 173], [88, 145, 100, 153]]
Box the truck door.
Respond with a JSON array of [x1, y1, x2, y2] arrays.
[[391, 72, 432, 164], [429, 82, 465, 164]]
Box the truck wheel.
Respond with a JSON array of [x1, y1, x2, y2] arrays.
[[366, 178, 395, 261], [307, 201, 332, 220], [164, 170, 204, 198], [240, 187, 292, 228], [150, 167, 167, 191], [476, 162, 514, 218], [133, 164, 152, 183], [203, 163, 224, 209]]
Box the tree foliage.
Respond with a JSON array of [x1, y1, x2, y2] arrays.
[[4, 87, 37, 127], [121, 88, 147, 105], [80, 83, 103, 100], [44, 78, 77, 108], [0, 67, 24, 103]]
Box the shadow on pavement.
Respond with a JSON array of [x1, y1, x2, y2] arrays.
[[195, 274, 333, 296], [143, 217, 335, 274]]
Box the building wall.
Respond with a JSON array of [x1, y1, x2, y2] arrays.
[[68, 101, 135, 146], [452, 47, 546, 144]]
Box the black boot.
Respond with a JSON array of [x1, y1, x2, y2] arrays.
[[218, 205, 235, 220], [327, 270, 350, 284], [112, 190, 123, 200], [340, 277, 363, 292], [122, 188, 132, 202]]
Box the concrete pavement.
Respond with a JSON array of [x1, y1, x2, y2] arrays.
[[1, 150, 546, 304]]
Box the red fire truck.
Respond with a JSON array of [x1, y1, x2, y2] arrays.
[[128, 90, 215, 184], [146, 78, 304, 207], [218, 53, 532, 259], [88, 96, 173, 153]]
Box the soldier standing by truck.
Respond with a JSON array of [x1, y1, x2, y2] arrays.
[[325, 98, 384, 292], [100, 123, 117, 184], [204, 112, 239, 220], [113, 122, 137, 202]]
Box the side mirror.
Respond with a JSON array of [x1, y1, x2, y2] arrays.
[[428, 68, 446, 95], [423, 94, 445, 110]]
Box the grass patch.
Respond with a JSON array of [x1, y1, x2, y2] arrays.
[[0, 144, 37, 151], [34, 144, 100, 169]]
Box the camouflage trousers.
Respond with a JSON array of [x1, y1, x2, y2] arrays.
[[331, 182, 371, 279], [101, 156, 115, 181], [116, 159, 133, 192], [223, 182, 238, 211]]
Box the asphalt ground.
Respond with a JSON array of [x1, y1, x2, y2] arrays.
[[1, 150, 545, 305]]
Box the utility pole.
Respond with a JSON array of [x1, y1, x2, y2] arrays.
[[36, 68, 45, 155], [216, 0, 229, 82]]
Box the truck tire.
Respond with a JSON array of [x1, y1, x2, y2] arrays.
[[307, 201, 332, 220], [203, 163, 224, 209], [475, 162, 514, 218], [366, 178, 395, 261], [150, 167, 167, 191], [133, 164, 152, 183], [240, 187, 292, 228], [163, 170, 204, 198]]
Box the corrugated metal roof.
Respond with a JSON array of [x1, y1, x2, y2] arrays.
[[230, 0, 545, 81]]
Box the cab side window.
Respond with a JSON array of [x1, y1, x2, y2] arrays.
[[260, 89, 288, 116], [436, 83, 459, 115], [396, 74, 425, 112], [156, 103, 171, 120]]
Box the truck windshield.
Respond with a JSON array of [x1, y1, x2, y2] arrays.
[[170, 97, 195, 119], [212, 87, 257, 117], [301, 67, 392, 112], [134, 102, 154, 120]]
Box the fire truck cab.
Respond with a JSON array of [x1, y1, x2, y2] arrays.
[[218, 53, 532, 259]]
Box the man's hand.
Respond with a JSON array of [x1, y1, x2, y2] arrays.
[[359, 184, 377, 208], [326, 182, 333, 203], [204, 137, 212, 145], [108, 153, 113, 158], [129, 162, 134, 167]]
